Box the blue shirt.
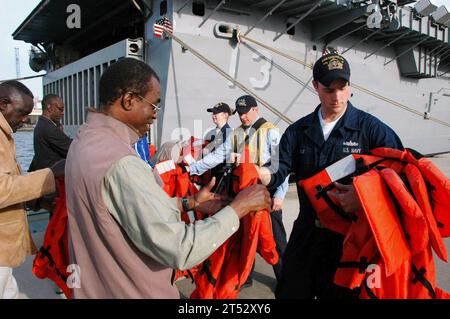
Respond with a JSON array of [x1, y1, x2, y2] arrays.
[[267, 102, 403, 220], [204, 122, 232, 148], [133, 133, 153, 169], [190, 118, 289, 200]]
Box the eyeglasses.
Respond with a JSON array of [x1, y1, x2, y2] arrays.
[[133, 93, 161, 112]]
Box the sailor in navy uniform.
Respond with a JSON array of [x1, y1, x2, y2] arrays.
[[260, 53, 403, 299]]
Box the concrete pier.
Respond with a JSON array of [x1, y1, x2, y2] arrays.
[[15, 154, 450, 299]]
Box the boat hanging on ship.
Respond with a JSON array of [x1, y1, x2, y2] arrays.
[[11, 0, 450, 154]]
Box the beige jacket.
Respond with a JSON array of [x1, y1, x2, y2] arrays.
[[0, 113, 56, 267]]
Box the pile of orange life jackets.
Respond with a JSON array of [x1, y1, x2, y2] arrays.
[[300, 147, 450, 299]]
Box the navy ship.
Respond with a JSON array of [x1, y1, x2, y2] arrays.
[[12, 0, 450, 154]]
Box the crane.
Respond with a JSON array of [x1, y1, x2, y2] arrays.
[[15, 47, 21, 78]]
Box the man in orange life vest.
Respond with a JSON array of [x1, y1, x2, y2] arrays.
[[258, 53, 404, 299]]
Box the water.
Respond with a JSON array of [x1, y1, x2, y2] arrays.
[[13, 130, 35, 172], [13, 130, 50, 233]]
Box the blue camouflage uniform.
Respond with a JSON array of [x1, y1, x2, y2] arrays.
[[266, 102, 403, 299]]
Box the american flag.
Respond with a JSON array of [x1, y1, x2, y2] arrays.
[[153, 16, 173, 38]]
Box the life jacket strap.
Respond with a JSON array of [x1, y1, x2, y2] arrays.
[[39, 245, 55, 266], [411, 265, 436, 299], [215, 164, 235, 195], [315, 183, 358, 223], [337, 256, 370, 274], [314, 157, 388, 223], [38, 246, 68, 282], [186, 269, 195, 284], [200, 259, 217, 287], [363, 279, 379, 299]]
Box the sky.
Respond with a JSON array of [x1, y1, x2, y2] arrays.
[[0, 0, 449, 102], [0, 0, 43, 101]]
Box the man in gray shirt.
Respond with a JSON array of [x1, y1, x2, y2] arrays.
[[64, 58, 271, 298]]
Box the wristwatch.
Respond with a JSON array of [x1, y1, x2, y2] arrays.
[[181, 197, 190, 211]]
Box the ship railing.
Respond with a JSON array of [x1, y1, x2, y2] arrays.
[[42, 38, 144, 137]]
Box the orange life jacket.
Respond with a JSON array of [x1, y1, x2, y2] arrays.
[[154, 159, 204, 281], [179, 137, 212, 187], [299, 154, 385, 235], [190, 148, 278, 299], [333, 169, 411, 293], [181, 136, 209, 162], [148, 143, 157, 157], [402, 163, 447, 261], [370, 147, 450, 238], [357, 166, 443, 299], [32, 178, 71, 298], [300, 148, 449, 299]]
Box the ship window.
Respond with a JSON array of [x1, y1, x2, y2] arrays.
[[286, 23, 295, 36], [313, 45, 317, 51], [160, 1, 167, 16], [193, 1, 205, 16]]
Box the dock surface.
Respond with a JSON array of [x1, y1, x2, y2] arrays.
[[16, 154, 450, 299]]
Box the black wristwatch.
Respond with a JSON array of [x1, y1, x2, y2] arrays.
[[181, 197, 190, 211]]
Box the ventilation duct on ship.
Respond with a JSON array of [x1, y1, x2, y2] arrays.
[[29, 46, 48, 72], [431, 6, 450, 27], [414, 0, 437, 16]]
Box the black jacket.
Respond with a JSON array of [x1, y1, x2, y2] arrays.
[[29, 116, 72, 171]]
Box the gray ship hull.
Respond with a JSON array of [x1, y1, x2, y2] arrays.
[[12, 0, 450, 154], [149, 0, 450, 154]]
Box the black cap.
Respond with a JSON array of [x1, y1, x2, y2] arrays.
[[313, 53, 350, 87], [234, 95, 257, 114], [207, 102, 232, 115]]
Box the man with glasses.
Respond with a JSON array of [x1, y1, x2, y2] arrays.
[[64, 58, 271, 298], [188, 95, 289, 287], [131, 92, 160, 169], [0, 81, 63, 299]]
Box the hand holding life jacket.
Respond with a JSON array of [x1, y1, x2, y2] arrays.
[[300, 148, 450, 299], [190, 147, 278, 299], [154, 159, 204, 223]]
